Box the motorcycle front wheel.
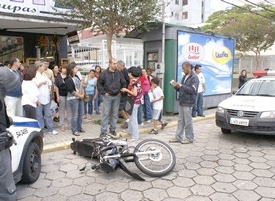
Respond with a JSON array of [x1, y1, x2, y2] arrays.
[[134, 139, 176, 177]]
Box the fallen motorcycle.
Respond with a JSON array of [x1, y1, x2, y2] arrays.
[[70, 137, 176, 181]]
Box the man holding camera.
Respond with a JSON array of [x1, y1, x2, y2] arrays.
[[170, 61, 199, 144], [0, 66, 18, 200]]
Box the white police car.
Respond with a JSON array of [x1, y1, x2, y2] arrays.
[[8, 116, 43, 184], [216, 70, 275, 135]]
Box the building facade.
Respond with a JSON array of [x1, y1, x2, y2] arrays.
[[0, 0, 78, 65], [164, 0, 211, 26]]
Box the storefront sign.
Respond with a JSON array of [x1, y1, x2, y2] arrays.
[[0, 0, 70, 19]]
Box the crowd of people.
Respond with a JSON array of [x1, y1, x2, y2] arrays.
[[1, 57, 211, 142], [1, 57, 171, 141]]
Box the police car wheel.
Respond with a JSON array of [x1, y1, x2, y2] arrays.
[[221, 128, 231, 134], [21, 142, 41, 184]]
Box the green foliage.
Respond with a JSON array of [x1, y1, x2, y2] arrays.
[[55, 0, 162, 58], [202, 3, 275, 64]]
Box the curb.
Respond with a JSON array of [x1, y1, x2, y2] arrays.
[[43, 114, 215, 153]]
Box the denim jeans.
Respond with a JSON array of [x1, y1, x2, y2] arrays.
[[175, 106, 194, 142], [69, 98, 84, 133], [128, 104, 140, 140], [36, 102, 54, 132], [59, 96, 70, 128], [94, 93, 102, 113], [101, 95, 120, 133], [192, 92, 204, 116], [143, 92, 152, 121], [84, 94, 95, 115]]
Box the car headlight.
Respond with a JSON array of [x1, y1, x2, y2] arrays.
[[216, 106, 225, 114], [260, 111, 275, 118]]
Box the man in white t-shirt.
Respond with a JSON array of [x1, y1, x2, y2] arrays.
[[148, 77, 167, 134], [192, 64, 206, 117]]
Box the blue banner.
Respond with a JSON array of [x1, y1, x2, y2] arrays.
[[177, 31, 234, 96]]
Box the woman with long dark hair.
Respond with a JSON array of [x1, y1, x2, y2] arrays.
[[94, 65, 103, 114], [239, 69, 247, 88], [65, 62, 85, 136]]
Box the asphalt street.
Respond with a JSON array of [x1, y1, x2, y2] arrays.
[[17, 118, 275, 201]]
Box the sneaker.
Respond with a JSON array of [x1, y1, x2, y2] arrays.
[[79, 129, 85, 133], [73, 132, 80, 136], [180, 139, 193, 144], [121, 122, 128, 129], [96, 111, 101, 115], [138, 123, 144, 126], [100, 132, 107, 138], [149, 129, 158, 134], [146, 120, 152, 123], [161, 122, 168, 130], [53, 116, 59, 122], [49, 130, 58, 135], [109, 131, 119, 138], [83, 115, 87, 119], [169, 138, 181, 143]]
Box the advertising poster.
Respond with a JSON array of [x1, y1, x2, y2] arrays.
[[177, 31, 235, 96]]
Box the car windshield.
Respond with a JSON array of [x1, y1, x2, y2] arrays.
[[236, 79, 275, 97]]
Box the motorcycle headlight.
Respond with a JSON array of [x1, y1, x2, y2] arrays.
[[260, 111, 275, 118], [216, 106, 225, 114]]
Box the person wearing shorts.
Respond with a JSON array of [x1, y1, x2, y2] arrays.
[[148, 77, 167, 134]]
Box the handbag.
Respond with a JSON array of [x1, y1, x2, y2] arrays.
[[125, 96, 135, 115], [83, 93, 90, 102]]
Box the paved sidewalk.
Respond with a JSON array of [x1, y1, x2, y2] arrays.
[[43, 108, 216, 152]]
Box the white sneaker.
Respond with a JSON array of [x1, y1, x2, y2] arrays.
[[49, 130, 58, 135], [146, 120, 152, 123]]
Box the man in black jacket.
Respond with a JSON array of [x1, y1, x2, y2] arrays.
[[97, 58, 126, 137], [170, 61, 199, 144], [0, 66, 18, 201]]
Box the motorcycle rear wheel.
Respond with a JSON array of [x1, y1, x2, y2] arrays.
[[134, 139, 176, 177]]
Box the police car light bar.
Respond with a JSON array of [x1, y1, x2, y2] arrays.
[[253, 69, 275, 77]]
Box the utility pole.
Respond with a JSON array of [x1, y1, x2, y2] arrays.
[[161, 0, 165, 88]]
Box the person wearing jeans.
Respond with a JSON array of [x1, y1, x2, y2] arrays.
[[65, 62, 85, 136], [33, 61, 58, 135], [97, 58, 126, 138], [83, 70, 97, 119], [140, 69, 152, 122], [121, 66, 143, 141]]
